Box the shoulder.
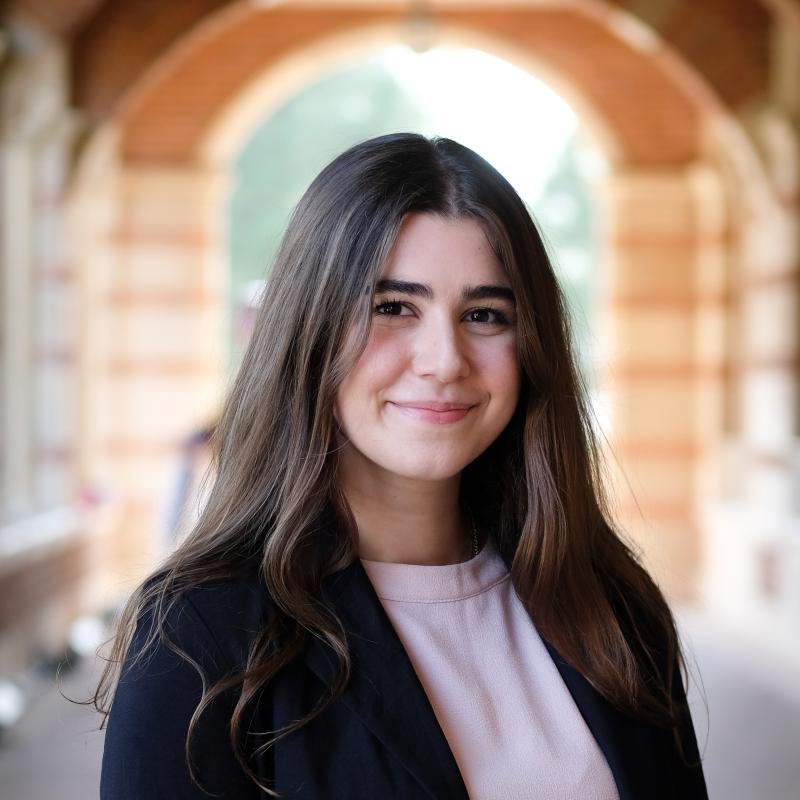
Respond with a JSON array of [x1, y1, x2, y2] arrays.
[[141, 556, 274, 674], [101, 559, 272, 798]]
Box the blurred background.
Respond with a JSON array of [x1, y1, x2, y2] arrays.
[[0, 1, 799, 797]]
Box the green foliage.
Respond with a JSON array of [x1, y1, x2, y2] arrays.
[[533, 133, 599, 384], [227, 58, 429, 371], [227, 57, 597, 382]]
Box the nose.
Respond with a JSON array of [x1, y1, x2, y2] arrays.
[[410, 313, 471, 382]]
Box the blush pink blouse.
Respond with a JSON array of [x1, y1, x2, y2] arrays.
[[360, 537, 620, 800]]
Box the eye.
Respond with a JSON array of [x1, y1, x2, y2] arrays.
[[464, 307, 511, 326], [373, 299, 412, 317]]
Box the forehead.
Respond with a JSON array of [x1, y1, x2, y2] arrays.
[[382, 212, 504, 281]]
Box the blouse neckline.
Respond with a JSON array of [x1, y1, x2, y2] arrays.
[[359, 538, 510, 603]]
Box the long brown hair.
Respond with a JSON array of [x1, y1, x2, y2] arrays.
[[94, 132, 688, 794]]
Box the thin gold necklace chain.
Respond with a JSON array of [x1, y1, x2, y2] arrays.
[[469, 512, 479, 558]]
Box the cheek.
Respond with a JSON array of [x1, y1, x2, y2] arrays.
[[336, 333, 405, 417], [476, 339, 521, 403]]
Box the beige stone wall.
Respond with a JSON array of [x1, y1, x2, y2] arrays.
[[595, 164, 729, 598], [72, 151, 230, 591]]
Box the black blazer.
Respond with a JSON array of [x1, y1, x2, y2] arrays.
[[101, 552, 708, 799]]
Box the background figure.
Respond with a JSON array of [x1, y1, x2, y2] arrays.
[[160, 420, 217, 549], [159, 279, 265, 549]]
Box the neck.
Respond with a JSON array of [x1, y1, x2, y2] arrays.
[[337, 451, 472, 566]]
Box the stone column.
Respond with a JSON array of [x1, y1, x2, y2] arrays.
[[0, 33, 93, 670], [77, 157, 229, 592], [598, 163, 728, 599], [696, 0, 800, 652], [703, 109, 800, 654]]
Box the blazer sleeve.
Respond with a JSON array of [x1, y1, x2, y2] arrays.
[[100, 597, 261, 799]]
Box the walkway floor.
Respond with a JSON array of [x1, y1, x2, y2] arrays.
[[678, 608, 800, 800], [1, 608, 798, 799], [0, 656, 105, 799]]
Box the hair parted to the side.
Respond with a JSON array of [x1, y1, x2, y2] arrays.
[[93, 132, 689, 795]]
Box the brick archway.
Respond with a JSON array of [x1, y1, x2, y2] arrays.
[[68, 0, 773, 156], [78, 1, 720, 165], [63, 0, 796, 607]]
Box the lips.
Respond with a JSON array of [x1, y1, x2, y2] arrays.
[[387, 400, 476, 424], [391, 401, 474, 412]]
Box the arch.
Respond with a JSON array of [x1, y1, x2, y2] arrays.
[[63, 0, 795, 606], [198, 20, 622, 169], [68, 0, 774, 136], [81, 1, 718, 166]]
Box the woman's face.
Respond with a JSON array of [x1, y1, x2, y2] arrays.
[[334, 212, 521, 483]]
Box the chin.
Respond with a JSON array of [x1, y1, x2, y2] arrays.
[[384, 454, 469, 482]]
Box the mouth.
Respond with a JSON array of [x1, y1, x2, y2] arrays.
[[387, 401, 476, 425]]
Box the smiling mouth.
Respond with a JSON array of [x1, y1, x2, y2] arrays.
[[387, 401, 476, 424]]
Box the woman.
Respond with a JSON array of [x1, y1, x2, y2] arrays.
[[97, 133, 707, 799]]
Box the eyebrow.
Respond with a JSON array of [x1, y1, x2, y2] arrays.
[[375, 278, 516, 304]]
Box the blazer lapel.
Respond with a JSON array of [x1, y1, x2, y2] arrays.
[[303, 558, 469, 800], [544, 641, 660, 800]]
